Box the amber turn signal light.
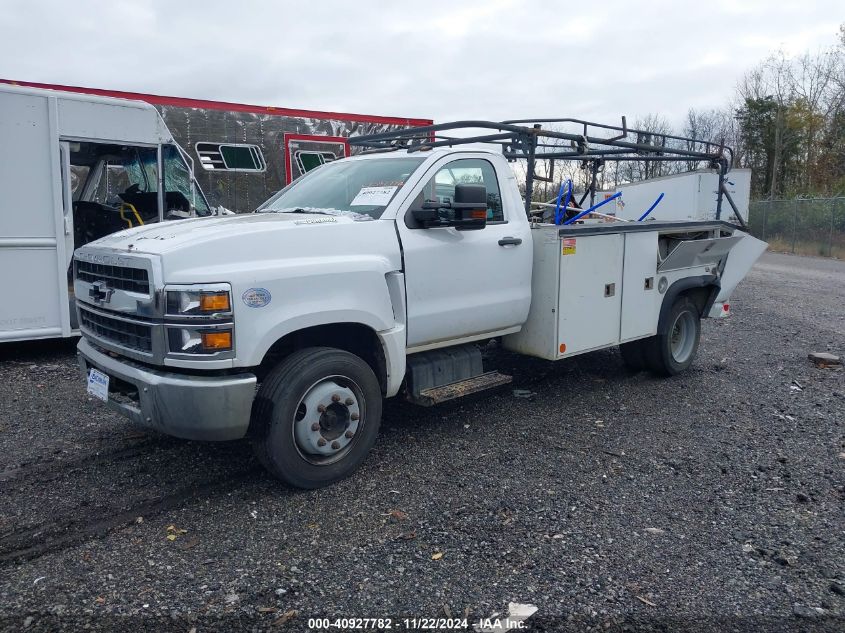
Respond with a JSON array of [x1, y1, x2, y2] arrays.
[[199, 292, 231, 312], [201, 331, 232, 350]]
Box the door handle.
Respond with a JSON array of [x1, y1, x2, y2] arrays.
[[498, 237, 522, 246]]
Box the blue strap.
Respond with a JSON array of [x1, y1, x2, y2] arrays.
[[554, 180, 573, 225], [563, 191, 622, 225], [637, 192, 664, 221]]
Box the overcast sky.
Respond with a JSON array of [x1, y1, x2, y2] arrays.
[[0, 0, 841, 126]]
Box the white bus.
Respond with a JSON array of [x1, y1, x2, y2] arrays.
[[0, 83, 211, 343]]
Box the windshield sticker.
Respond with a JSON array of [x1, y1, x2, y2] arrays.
[[350, 186, 398, 207], [242, 288, 271, 308]]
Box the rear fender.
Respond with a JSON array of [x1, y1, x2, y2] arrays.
[[659, 275, 719, 330]]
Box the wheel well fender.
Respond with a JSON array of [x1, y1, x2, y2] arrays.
[[257, 323, 388, 394], [658, 275, 719, 333]]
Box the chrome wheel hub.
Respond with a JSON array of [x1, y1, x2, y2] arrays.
[[293, 379, 360, 457]]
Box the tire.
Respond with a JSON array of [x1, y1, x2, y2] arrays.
[[251, 347, 382, 489], [642, 296, 701, 377], [619, 339, 646, 372]]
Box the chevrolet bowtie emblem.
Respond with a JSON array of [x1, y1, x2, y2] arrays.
[[89, 280, 114, 304]]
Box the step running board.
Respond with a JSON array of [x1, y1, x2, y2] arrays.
[[413, 371, 513, 407]]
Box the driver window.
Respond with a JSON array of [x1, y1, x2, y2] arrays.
[[423, 158, 504, 222]]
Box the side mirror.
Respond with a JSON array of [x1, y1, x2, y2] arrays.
[[453, 183, 486, 207], [410, 184, 488, 230]]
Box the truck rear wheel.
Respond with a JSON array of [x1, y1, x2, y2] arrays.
[[251, 347, 382, 488], [643, 296, 701, 376]]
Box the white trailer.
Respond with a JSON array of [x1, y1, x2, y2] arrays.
[[0, 84, 210, 343]]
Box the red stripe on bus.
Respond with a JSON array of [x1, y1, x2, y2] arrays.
[[0, 79, 433, 127]]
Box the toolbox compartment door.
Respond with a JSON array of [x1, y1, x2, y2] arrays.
[[714, 232, 767, 302], [657, 235, 742, 273], [558, 234, 624, 356], [620, 231, 660, 342]]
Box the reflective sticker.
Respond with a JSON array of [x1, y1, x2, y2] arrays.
[[562, 238, 577, 255], [242, 288, 271, 308]]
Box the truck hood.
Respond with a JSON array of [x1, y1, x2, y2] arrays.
[[79, 212, 402, 284], [88, 212, 364, 256]]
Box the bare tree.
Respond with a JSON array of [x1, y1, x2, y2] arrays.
[[614, 114, 675, 184], [788, 49, 839, 190]]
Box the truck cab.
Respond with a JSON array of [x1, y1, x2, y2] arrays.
[[74, 119, 767, 488]]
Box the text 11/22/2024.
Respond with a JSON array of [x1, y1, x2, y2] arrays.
[[307, 616, 530, 630]]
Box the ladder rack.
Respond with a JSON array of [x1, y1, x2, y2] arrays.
[[349, 118, 742, 226]]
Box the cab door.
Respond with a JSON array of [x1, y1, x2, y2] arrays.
[[396, 155, 532, 349]]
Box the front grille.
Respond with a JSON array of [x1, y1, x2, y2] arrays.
[[76, 261, 150, 294], [79, 306, 153, 353]]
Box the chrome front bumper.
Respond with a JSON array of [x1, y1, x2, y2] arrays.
[[77, 338, 256, 441]]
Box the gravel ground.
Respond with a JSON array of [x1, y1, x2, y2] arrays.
[[0, 251, 842, 632]]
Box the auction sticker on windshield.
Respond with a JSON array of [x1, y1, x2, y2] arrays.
[[350, 186, 397, 206], [87, 368, 109, 402]]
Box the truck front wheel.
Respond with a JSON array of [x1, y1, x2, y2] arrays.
[[251, 347, 382, 488], [642, 296, 701, 376]]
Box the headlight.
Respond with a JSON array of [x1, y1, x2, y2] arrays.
[[163, 284, 234, 358], [168, 327, 233, 354], [166, 286, 232, 316]]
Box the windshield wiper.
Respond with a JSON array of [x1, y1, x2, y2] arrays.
[[263, 207, 375, 221], [269, 207, 335, 215]]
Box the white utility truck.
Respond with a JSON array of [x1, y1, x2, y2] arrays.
[[0, 83, 211, 343], [74, 119, 767, 488]]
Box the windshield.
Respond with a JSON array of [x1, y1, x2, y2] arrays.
[[259, 157, 426, 219], [162, 145, 212, 216]]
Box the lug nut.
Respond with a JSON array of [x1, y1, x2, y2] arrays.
[[317, 404, 326, 413], [317, 438, 327, 447], [351, 413, 359, 421], [331, 394, 341, 402], [345, 397, 354, 405], [331, 441, 341, 450], [345, 430, 354, 439], [311, 422, 320, 432]]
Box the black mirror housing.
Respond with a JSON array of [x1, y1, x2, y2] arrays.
[[453, 184, 487, 206], [411, 207, 439, 224], [410, 184, 488, 230]]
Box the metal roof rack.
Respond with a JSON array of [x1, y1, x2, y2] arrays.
[[349, 118, 744, 226]]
